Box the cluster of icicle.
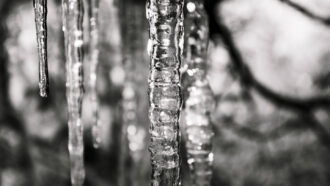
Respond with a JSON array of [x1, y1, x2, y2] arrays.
[[33, 0, 214, 185], [33, 0, 49, 97], [62, 0, 85, 185], [146, 0, 184, 185], [87, 0, 102, 149], [182, 0, 215, 185]]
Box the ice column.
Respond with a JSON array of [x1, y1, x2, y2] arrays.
[[118, 1, 148, 185], [182, 0, 215, 185], [62, 0, 85, 185], [146, 0, 184, 185], [87, 0, 101, 148], [33, 0, 49, 97]]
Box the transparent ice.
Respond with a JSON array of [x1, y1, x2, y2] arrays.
[[118, 1, 147, 185], [182, 0, 215, 185], [33, 0, 49, 97], [146, 0, 184, 185], [62, 0, 85, 185], [87, 0, 101, 149]]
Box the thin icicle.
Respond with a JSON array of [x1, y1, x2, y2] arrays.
[[182, 0, 215, 185], [122, 83, 146, 185], [87, 0, 101, 149], [33, 0, 49, 97], [146, 0, 184, 185], [62, 0, 85, 185], [120, 83, 146, 186], [118, 1, 147, 185]]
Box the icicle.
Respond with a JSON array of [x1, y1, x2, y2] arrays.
[[122, 83, 147, 185], [33, 0, 49, 97], [120, 0, 146, 162], [146, 0, 184, 185], [87, 0, 101, 149], [62, 0, 85, 185], [120, 83, 145, 186], [118, 1, 147, 185], [182, 0, 215, 185]]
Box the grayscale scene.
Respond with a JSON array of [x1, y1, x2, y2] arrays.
[[0, 0, 330, 186]]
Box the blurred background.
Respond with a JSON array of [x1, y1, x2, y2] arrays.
[[1, 0, 330, 185]]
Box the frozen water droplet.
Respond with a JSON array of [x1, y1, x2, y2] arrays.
[[187, 2, 196, 13]]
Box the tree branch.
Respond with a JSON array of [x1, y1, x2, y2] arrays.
[[279, 0, 330, 26], [219, 117, 308, 143], [217, 113, 330, 150], [204, 0, 330, 111], [305, 113, 330, 150]]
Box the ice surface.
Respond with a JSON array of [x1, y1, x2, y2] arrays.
[[87, 0, 101, 149], [33, 0, 49, 97], [182, 0, 215, 185], [146, 0, 184, 185], [62, 0, 85, 185]]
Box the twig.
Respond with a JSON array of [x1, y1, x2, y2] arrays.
[[279, 0, 330, 26], [204, 0, 330, 111], [217, 113, 330, 150], [305, 113, 330, 150], [218, 117, 307, 143]]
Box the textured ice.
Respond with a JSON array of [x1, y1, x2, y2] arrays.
[[62, 0, 85, 185], [87, 0, 101, 149], [147, 0, 184, 185], [118, 1, 148, 185], [33, 0, 49, 97], [182, 0, 215, 185]]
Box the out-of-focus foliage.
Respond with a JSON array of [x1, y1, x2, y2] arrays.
[[1, 0, 330, 186]]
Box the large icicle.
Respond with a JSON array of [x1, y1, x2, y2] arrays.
[[62, 0, 85, 185], [182, 0, 215, 185], [33, 0, 49, 97], [87, 0, 101, 148], [146, 0, 184, 185]]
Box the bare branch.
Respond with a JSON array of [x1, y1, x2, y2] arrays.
[[204, 0, 330, 111], [279, 0, 330, 26], [216, 113, 330, 150], [218, 117, 308, 143], [305, 113, 330, 149]]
